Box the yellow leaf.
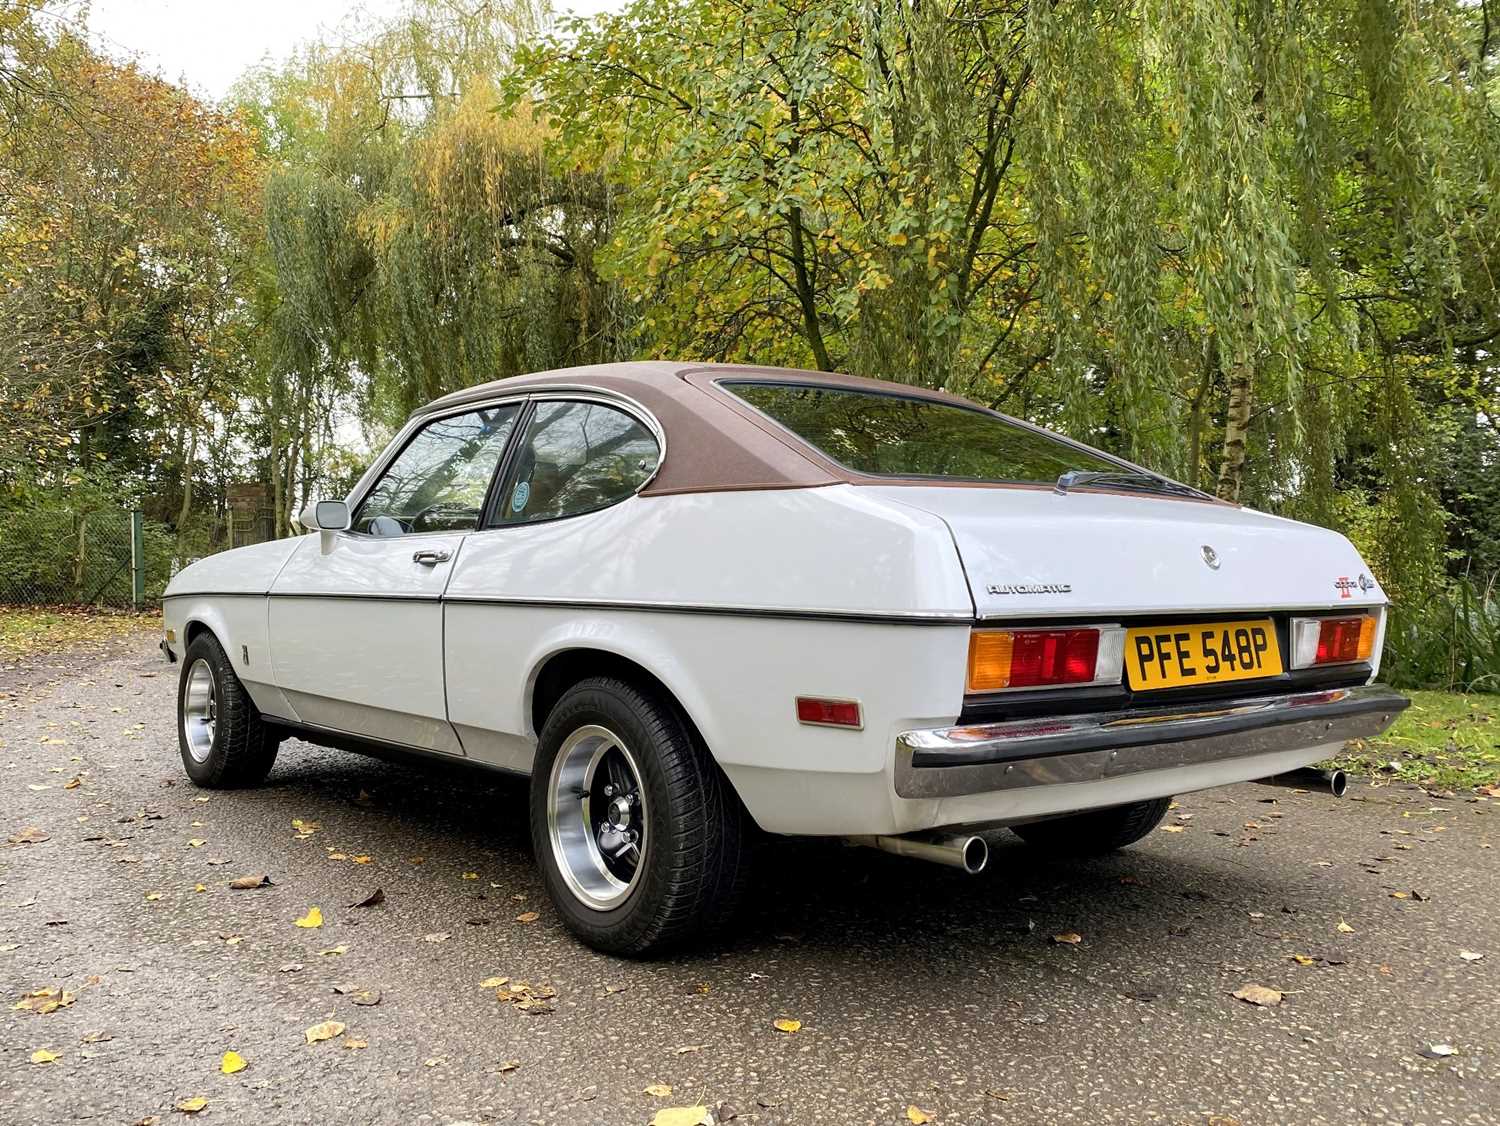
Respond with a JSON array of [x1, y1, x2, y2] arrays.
[[187, 839, 206, 848], [317, 945, 348, 956], [907, 1107, 935, 1124], [194, 884, 206, 893], [145, 892, 163, 901], [1161, 825, 1187, 833], [515, 911, 540, 924], [220, 1050, 246, 1074], [650, 1108, 711, 1126], [644, 1083, 673, 1097], [773, 1018, 801, 1033], [344, 1038, 368, 1050], [351, 855, 371, 864], [479, 976, 509, 989], [462, 872, 479, 880], [294, 907, 323, 929], [30, 1048, 59, 1064], [1337, 921, 1355, 934], [304, 1020, 346, 1044], [175, 1096, 209, 1113], [1051, 932, 1083, 945], [1290, 954, 1316, 966]]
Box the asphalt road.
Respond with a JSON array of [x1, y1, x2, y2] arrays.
[[1, 629, 1496, 1126]]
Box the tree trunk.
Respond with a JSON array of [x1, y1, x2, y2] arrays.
[[177, 428, 198, 531], [1215, 340, 1254, 502]]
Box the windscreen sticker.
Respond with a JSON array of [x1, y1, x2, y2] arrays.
[[510, 480, 531, 513]]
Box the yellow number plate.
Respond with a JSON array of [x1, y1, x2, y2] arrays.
[[1125, 619, 1282, 691]]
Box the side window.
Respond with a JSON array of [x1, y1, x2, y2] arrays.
[[354, 405, 520, 536], [496, 400, 659, 525]]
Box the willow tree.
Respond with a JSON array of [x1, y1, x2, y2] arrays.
[[235, 0, 622, 532], [523, 0, 1497, 598]]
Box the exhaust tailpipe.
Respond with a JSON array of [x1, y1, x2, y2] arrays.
[[845, 832, 988, 874], [1256, 767, 1348, 798]]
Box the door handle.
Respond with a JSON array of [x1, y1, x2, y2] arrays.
[[412, 547, 452, 566]]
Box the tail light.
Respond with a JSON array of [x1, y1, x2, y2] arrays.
[[1290, 615, 1376, 669], [967, 627, 1125, 693]]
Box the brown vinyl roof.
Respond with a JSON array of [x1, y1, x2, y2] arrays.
[[416, 361, 984, 497], [415, 360, 1210, 502]]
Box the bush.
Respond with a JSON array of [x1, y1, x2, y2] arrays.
[[1382, 574, 1500, 693]]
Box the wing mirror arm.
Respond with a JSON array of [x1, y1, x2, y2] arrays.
[[298, 500, 351, 551]]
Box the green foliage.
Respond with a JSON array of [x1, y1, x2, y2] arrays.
[[1336, 688, 1500, 791]]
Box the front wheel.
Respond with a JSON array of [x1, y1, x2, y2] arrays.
[[530, 676, 750, 956], [1010, 798, 1172, 857], [176, 633, 280, 788]]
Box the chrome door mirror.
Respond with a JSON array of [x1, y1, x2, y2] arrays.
[[298, 500, 351, 549]]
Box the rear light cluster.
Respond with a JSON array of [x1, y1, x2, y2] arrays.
[[1290, 615, 1376, 669], [967, 627, 1125, 693]]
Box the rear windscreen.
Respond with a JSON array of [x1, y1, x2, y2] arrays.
[[722, 381, 1119, 483]]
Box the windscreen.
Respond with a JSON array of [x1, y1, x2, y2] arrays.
[[722, 382, 1120, 483]]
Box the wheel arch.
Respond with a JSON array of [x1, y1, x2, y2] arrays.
[[530, 646, 705, 749]]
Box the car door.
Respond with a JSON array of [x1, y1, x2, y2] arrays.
[[269, 402, 524, 754]]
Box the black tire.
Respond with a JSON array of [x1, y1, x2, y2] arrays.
[[176, 633, 280, 788], [1010, 797, 1172, 857], [529, 676, 751, 956]]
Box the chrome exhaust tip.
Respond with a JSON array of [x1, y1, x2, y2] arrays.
[[1256, 767, 1348, 798], [845, 832, 989, 874]]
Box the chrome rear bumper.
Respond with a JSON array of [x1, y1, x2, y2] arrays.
[[894, 684, 1407, 799]]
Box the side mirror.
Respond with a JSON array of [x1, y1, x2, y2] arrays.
[[298, 501, 351, 552]]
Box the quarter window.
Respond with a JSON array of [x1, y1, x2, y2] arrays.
[[354, 406, 520, 536], [495, 400, 659, 525]]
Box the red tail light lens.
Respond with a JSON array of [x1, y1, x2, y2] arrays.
[[968, 628, 1102, 692], [795, 697, 863, 728], [1290, 615, 1377, 668]]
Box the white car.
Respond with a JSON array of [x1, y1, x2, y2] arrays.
[[162, 362, 1407, 954]]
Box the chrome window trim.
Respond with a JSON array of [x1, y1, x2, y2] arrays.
[[340, 386, 666, 542]]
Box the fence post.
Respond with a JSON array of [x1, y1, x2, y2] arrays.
[[129, 510, 145, 609]]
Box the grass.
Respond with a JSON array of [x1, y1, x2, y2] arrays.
[[0, 605, 156, 664], [1336, 689, 1500, 793]]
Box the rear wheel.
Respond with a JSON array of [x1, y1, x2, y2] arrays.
[[530, 676, 750, 956], [177, 633, 280, 788], [1010, 798, 1172, 856]]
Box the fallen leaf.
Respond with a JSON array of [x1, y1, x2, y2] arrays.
[[30, 1048, 59, 1064], [316, 945, 348, 957], [81, 1031, 112, 1043], [8, 827, 49, 845], [220, 1050, 246, 1074], [343, 1038, 368, 1050], [187, 839, 206, 848], [174, 1097, 208, 1114], [228, 874, 270, 890], [479, 976, 510, 989], [1459, 950, 1484, 962], [290, 819, 319, 836], [1290, 954, 1317, 966], [424, 1056, 443, 1067], [351, 855, 371, 864], [279, 963, 303, 973], [515, 911, 540, 924], [13, 987, 76, 1014], [1231, 984, 1283, 1006], [347, 888, 384, 909], [498, 1059, 520, 1072], [1336, 921, 1355, 934], [907, 1107, 935, 1125], [644, 1083, 673, 1097], [1161, 824, 1187, 833], [193, 884, 206, 893], [145, 892, 163, 902], [650, 1108, 712, 1126], [304, 1020, 346, 1045], [1051, 932, 1083, 945], [462, 872, 479, 880], [423, 931, 450, 943], [294, 906, 323, 928], [64, 777, 81, 790], [773, 1018, 801, 1033], [1420, 1043, 1457, 1059], [351, 990, 381, 1007]]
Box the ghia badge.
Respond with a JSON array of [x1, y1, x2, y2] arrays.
[[1335, 573, 1376, 598], [986, 582, 1072, 595]]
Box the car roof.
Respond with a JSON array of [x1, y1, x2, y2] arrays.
[[413, 361, 993, 497]]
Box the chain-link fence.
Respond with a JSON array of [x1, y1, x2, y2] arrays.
[[0, 507, 167, 607]]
